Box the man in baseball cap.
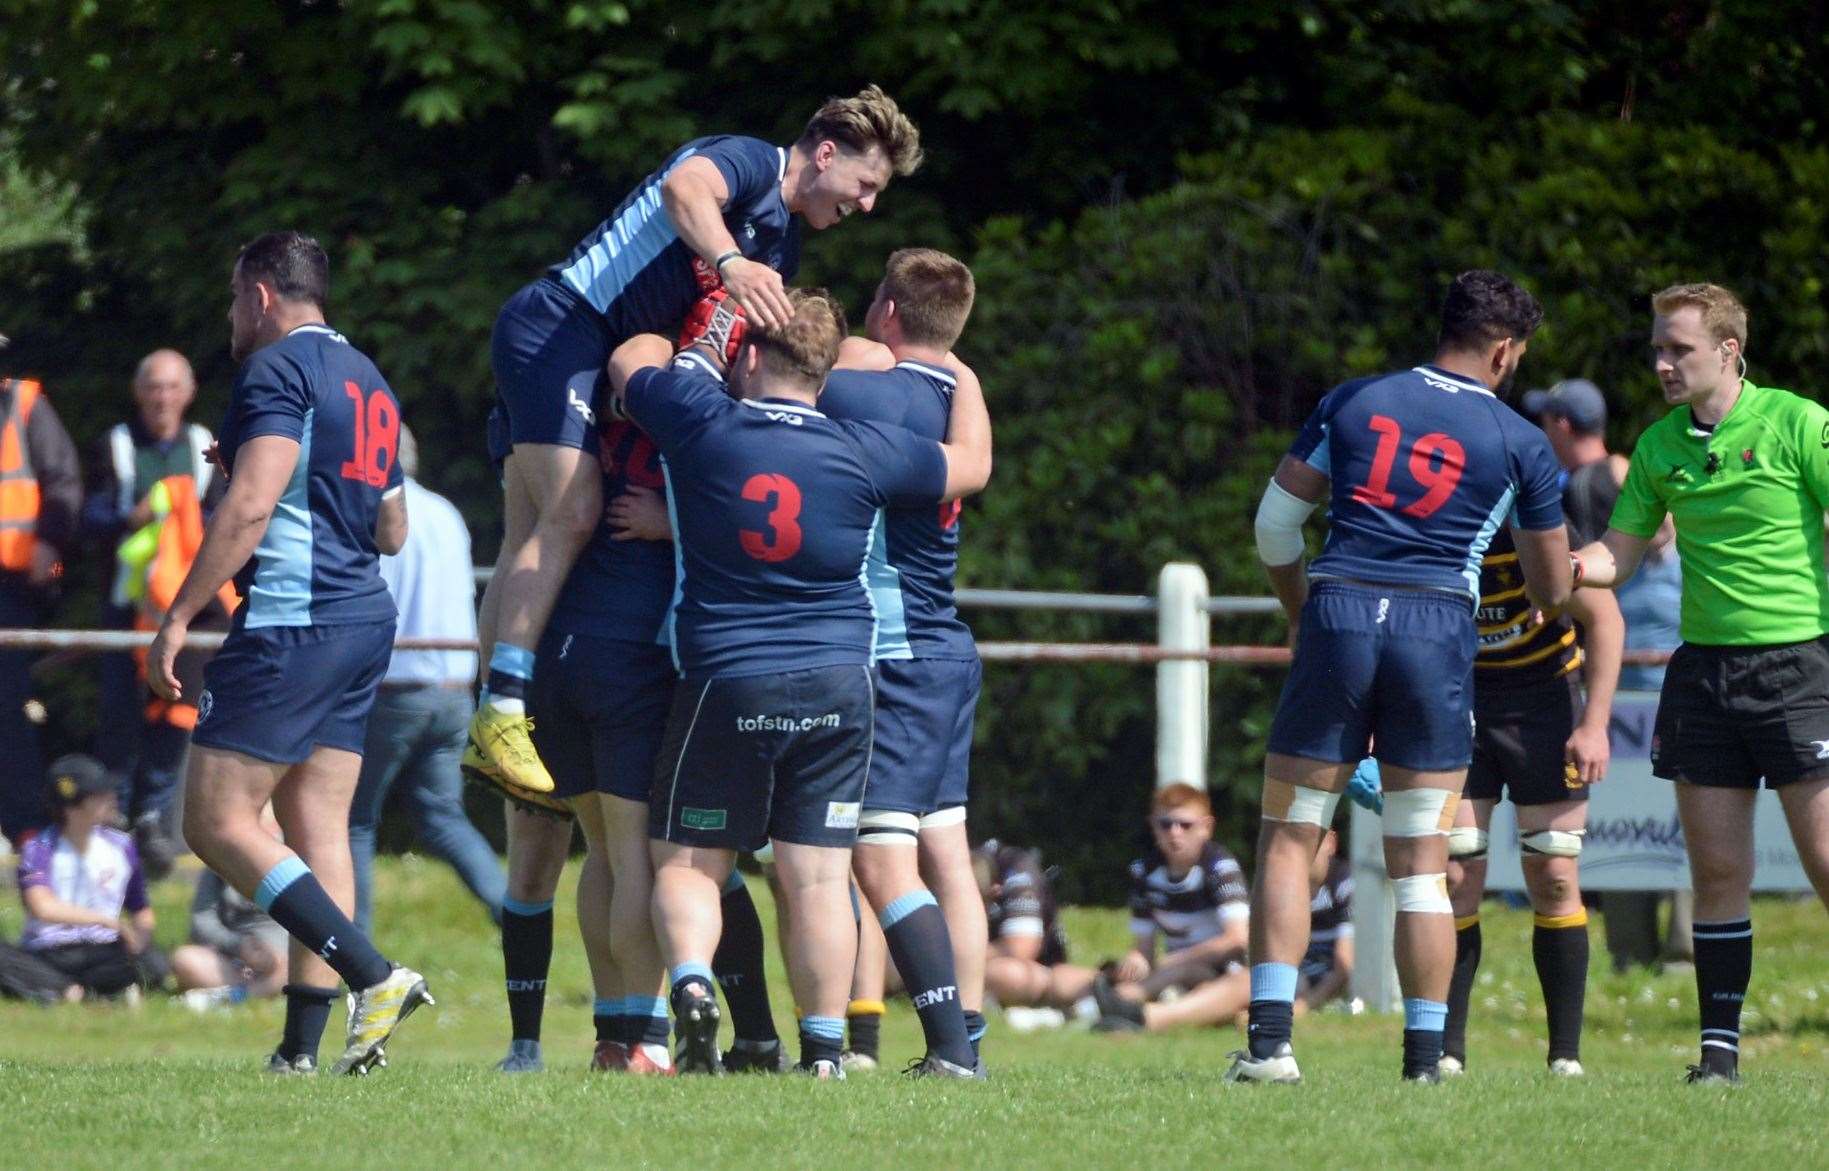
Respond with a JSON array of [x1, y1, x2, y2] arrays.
[[1523, 379, 1608, 457]]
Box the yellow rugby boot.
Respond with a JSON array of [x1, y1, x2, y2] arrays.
[[330, 966, 435, 1076], [467, 704, 555, 793], [460, 738, 572, 818]]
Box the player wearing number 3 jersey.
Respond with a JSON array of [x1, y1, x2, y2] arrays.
[[609, 287, 990, 1076], [1228, 271, 1573, 1087], [148, 233, 431, 1077]]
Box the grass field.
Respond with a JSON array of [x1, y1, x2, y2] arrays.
[[2, 856, 1825, 1169]]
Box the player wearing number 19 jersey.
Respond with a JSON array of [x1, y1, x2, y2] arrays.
[[1229, 271, 1572, 1086]]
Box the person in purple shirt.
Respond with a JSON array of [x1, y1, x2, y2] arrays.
[[607, 287, 989, 1077], [14, 755, 165, 1001]]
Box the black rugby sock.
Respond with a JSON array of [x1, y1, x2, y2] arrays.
[[880, 892, 974, 1066], [1693, 918, 1752, 1075], [713, 875, 780, 1044], [278, 983, 338, 1064], [256, 859, 391, 990], [501, 898, 554, 1043], [1443, 914, 1482, 1063], [1532, 910, 1589, 1062], [963, 1009, 988, 1063], [846, 1003, 883, 1061]]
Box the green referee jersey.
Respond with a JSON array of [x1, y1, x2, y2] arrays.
[[1611, 380, 1829, 646]]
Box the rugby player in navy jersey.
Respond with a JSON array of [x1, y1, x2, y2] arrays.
[[148, 232, 430, 1076], [813, 249, 989, 1074], [1228, 271, 1574, 1085], [470, 87, 923, 804], [606, 288, 990, 1077]]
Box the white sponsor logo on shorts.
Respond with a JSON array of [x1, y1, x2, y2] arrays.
[[1813, 739, 1829, 759], [197, 690, 214, 724], [825, 801, 861, 829], [735, 712, 841, 733], [568, 385, 597, 425], [1376, 597, 1390, 624]]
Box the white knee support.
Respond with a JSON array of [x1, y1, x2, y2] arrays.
[[919, 805, 967, 831], [1382, 788, 1457, 837], [1447, 826, 1489, 860], [1520, 828, 1584, 857], [1392, 873, 1453, 915], [856, 809, 920, 847], [1261, 780, 1341, 827]]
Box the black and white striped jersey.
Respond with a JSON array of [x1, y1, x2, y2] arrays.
[[1126, 841, 1249, 954]]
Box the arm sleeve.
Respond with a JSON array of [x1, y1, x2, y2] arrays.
[[233, 356, 310, 445], [1792, 397, 1829, 509], [1510, 432, 1565, 530], [697, 136, 782, 208], [625, 358, 728, 449], [1609, 443, 1667, 538], [24, 398, 82, 551], [843, 421, 948, 508], [1126, 859, 1151, 921], [1287, 384, 1354, 476], [16, 835, 50, 892], [120, 840, 149, 914], [1209, 851, 1251, 918], [186, 871, 240, 952]]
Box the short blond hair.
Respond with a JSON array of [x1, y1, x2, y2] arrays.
[[882, 248, 974, 350], [752, 288, 847, 389], [800, 85, 923, 177], [1652, 282, 1748, 349]]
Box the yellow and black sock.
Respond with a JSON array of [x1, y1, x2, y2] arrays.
[[846, 998, 885, 1062], [1531, 909, 1589, 1062]]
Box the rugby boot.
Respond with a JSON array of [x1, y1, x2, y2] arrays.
[[263, 1051, 317, 1076], [1548, 1057, 1584, 1078], [626, 1043, 676, 1076], [904, 1053, 984, 1079], [496, 1038, 544, 1073], [798, 1058, 846, 1080], [590, 1040, 630, 1072], [1438, 1055, 1465, 1077], [1684, 1063, 1742, 1086], [672, 984, 724, 1075], [329, 965, 435, 1076], [461, 739, 572, 818], [837, 1049, 878, 1073], [467, 705, 555, 793], [1405, 1066, 1443, 1085], [724, 1040, 792, 1073], [1223, 1042, 1302, 1085]]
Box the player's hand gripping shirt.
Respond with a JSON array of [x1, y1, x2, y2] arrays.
[[1611, 380, 1829, 646], [818, 360, 976, 661], [550, 136, 800, 340], [217, 324, 402, 627], [624, 354, 948, 680], [1288, 365, 1564, 602]]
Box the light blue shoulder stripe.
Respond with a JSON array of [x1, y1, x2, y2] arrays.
[[865, 508, 911, 660], [1462, 485, 1518, 602], [246, 406, 315, 627], [659, 458, 685, 671], [556, 150, 695, 315]]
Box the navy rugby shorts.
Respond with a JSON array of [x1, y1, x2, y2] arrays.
[[531, 630, 675, 804], [192, 620, 395, 765], [489, 277, 613, 459], [864, 657, 980, 816]]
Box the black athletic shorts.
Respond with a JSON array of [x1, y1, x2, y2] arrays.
[[648, 664, 875, 851], [1653, 634, 1829, 789], [1467, 673, 1585, 805]]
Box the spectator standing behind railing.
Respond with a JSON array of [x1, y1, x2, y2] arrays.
[[80, 349, 221, 876], [348, 425, 505, 932], [0, 334, 82, 849]]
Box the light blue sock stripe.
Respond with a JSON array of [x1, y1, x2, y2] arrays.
[[632, 996, 667, 1018], [1250, 962, 1298, 1004], [800, 1014, 845, 1041], [879, 889, 938, 930], [594, 997, 624, 1017], [671, 962, 715, 989], [501, 897, 554, 917], [1404, 998, 1448, 1032], [722, 870, 747, 896], [489, 643, 536, 680], [253, 856, 310, 912]]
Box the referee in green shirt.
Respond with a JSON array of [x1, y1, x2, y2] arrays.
[[1574, 282, 1829, 1085]]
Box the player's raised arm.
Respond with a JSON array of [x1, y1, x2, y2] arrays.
[[936, 363, 991, 501], [1255, 456, 1325, 624], [607, 333, 678, 407], [1510, 523, 1575, 612], [662, 155, 793, 329]]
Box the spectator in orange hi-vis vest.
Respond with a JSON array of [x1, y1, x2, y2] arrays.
[[0, 332, 84, 849], [80, 349, 224, 876]]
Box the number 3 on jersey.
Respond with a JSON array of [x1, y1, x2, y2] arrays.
[[740, 473, 803, 562], [1350, 413, 1464, 518], [341, 381, 399, 488]]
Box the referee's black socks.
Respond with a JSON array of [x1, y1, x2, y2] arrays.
[[1693, 917, 1753, 1077], [1443, 913, 1482, 1065], [1532, 909, 1588, 1063]]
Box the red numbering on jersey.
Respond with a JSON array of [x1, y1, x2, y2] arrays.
[[600, 421, 665, 490], [739, 473, 804, 562], [1349, 413, 1465, 519], [938, 499, 962, 530], [340, 381, 399, 489]]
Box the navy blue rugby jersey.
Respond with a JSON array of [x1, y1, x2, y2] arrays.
[[217, 323, 402, 627], [1288, 365, 1564, 603], [818, 359, 976, 661], [549, 136, 800, 339], [546, 405, 676, 645], [624, 353, 949, 680]]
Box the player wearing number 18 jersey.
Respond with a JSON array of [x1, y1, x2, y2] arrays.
[[1230, 271, 1573, 1086], [610, 288, 989, 1077]]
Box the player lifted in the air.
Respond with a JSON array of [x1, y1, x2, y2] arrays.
[[1229, 271, 1573, 1084], [469, 88, 923, 804]]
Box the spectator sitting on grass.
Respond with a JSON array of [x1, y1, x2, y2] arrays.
[[170, 804, 289, 1009], [13, 755, 168, 1002], [977, 840, 1097, 1023]]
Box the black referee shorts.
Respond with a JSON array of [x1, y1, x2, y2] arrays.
[[1652, 634, 1829, 789]]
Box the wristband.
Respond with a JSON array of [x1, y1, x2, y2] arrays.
[[1569, 552, 1585, 586], [713, 249, 743, 274]]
